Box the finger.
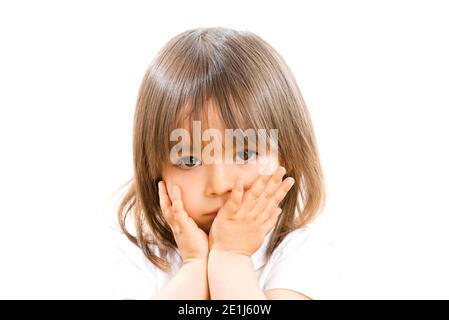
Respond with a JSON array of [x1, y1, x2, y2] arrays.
[[262, 207, 283, 233], [256, 177, 293, 223], [158, 181, 174, 224], [220, 178, 244, 216], [261, 166, 287, 200], [158, 181, 173, 210], [254, 197, 277, 223], [250, 167, 286, 218], [239, 169, 275, 214], [171, 185, 185, 211], [171, 185, 189, 232], [271, 177, 295, 206], [185, 215, 201, 230]]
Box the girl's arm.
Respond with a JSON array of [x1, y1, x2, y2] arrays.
[[208, 251, 310, 300], [208, 250, 265, 299], [207, 167, 299, 299], [155, 182, 211, 299], [152, 258, 209, 300]]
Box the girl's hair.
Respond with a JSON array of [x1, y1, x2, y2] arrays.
[[117, 27, 326, 273]]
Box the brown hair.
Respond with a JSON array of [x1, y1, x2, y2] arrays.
[[116, 27, 326, 273]]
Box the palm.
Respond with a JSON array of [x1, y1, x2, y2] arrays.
[[174, 209, 209, 262]]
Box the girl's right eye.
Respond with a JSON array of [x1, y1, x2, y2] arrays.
[[175, 156, 201, 169]]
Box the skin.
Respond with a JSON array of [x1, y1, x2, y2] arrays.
[[158, 166, 294, 258], [155, 106, 310, 300], [162, 108, 279, 238]]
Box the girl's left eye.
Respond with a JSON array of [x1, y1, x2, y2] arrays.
[[236, 149, 258, 162]]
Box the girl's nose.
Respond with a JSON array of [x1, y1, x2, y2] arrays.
[[204, 164, 235, 197]]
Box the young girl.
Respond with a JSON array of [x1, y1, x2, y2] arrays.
[[111, 27, 326, 300]]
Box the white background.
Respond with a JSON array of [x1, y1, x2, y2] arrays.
[[0, 0, 448, 299]]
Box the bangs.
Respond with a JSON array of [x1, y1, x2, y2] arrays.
[[139, 27, 286, 175], [168, 97, 254, 148]]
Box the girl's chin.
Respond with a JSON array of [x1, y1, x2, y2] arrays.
[[199, 222, 212, 235]]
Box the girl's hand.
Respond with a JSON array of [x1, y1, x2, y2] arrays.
[[158, 181, 209, 264], [208, 166, 295, 256]]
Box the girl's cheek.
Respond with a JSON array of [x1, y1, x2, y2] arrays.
[[238, 156, 279, 190], [236, 162, 263, 190], [257, 154, 279, 175], [161, 167, 191, 197], [244, 167, 260, 188]]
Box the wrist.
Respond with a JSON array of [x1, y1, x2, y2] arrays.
[[209, 247, 252, 258], [182, 257, 209, 267], [208, 250, 255, 277]]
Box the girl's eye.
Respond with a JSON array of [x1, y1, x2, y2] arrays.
[[236, 149, 258, 162], [176, 156, 201, 169]]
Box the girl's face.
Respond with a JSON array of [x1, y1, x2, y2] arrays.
[[161, 106, 279, 234]]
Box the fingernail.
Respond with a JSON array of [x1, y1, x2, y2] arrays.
[[278, 166, 286, 174]]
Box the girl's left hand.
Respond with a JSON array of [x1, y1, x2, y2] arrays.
[[208, 166, 295, 256]]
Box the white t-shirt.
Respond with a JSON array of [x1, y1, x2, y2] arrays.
[[108, 224, 336, 299]]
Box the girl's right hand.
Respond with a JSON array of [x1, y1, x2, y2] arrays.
[[158, 181, 209, 264]]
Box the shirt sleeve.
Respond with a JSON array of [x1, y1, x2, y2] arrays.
[[108, 233, 158, 300], [262, 226, 337, 300]]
